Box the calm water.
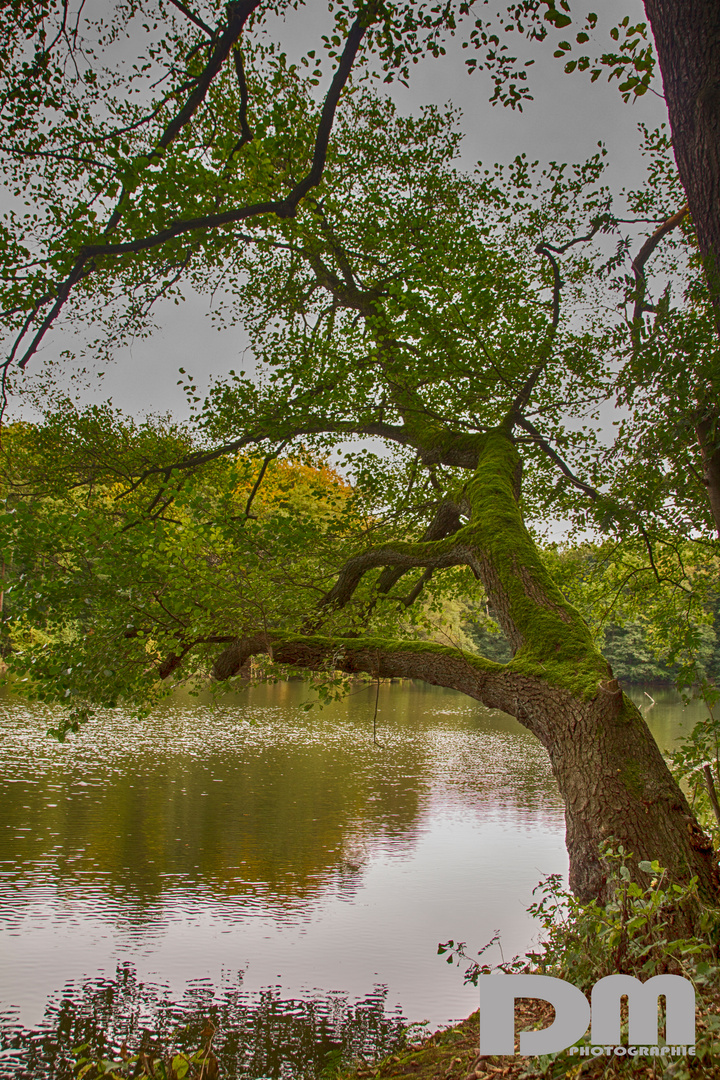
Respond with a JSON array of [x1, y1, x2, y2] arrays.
[[0, 681, 703, 1078]]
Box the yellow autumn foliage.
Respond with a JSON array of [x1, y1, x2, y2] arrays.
[[233, 449, 355, 529]]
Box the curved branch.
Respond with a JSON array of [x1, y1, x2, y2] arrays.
[[630, 204, 689, 332], [508, 243, 562, 419], [281, 14, 369, 213], [114, 417, 481, 497], [508, 221, 608, 422], [228, 47, 254, 160], [516, 416, 601, 501], [373, 500, 463, 596], [7, 8, 372, 377], [316, 534, 471, 615], [309, 499, 466, 630], [540, 220, 605, 257], [208, 632, 558, 724]]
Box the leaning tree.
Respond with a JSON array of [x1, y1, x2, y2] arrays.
[[1, 0, 719, 902]]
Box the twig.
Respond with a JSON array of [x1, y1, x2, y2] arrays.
[[243, 439, 289, 519]]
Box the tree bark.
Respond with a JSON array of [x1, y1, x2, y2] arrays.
[[696, 409, 720, 538], [211, 430, 720, 903], [643, 3, 720, 535], [644, 0, 720, 315]]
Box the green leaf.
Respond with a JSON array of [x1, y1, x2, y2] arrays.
[[545, 10, 573, 29]]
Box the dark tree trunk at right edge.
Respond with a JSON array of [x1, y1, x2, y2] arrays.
[[644, 0, 720, 310], [644, 1, 720, 535], [524, 679, 716, 901]]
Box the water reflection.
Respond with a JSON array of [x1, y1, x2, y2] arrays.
[[1, 963, 405, 1080], [0, 680, 698, 1078], [625, 685, 708, 752], [0, 683, 564, 912]]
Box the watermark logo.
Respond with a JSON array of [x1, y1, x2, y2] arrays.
[[478, 973, 696, 1057]]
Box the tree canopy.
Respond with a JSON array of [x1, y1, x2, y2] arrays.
[[1, 0, 719, 901]]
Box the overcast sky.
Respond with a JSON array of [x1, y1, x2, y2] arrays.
[[14, 0, 666, 422]]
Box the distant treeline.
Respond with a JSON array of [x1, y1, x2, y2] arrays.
[[460, 559, 720, 690], [464, 611, 720, 687]]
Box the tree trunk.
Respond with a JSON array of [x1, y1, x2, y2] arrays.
[[642, 3, 720, 535], [644, 0, 720, 315], [697, 409, 720, 538], [211, 430, 720, 903], [527, 682, 716, 901]]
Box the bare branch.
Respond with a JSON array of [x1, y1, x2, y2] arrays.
[[158, 1, 261, 153], [281, 14, 369, 213], [540, 219, 605, 256], [167, 0, 215, 37], [631, 204, 689, 331], [401, 566, 433, 607], [7, 8, 372, 378], [516, 416, 601, 501], [242, 439, 289, 519], [228, 47, 254, 160], [508, 243, 563, 418]]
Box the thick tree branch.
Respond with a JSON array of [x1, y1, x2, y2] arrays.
[[373, 500, 464, 596], [207, 633, 624, 733], [315, 536, 472, 615], [643, 0, 720, 326], [696, 408, 720, 538], [307, 499, 466, 631], [158, 0, 260, 152], [210, 633, 514, 706]]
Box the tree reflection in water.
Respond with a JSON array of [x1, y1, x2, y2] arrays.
[[1, 963, 405, 1079]]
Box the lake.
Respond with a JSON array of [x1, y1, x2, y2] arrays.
[[0, 681, 704, 1078]]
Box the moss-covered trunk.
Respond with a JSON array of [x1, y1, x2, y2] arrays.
[[213, 430, 719, 901], [463, 430, 718, 900]]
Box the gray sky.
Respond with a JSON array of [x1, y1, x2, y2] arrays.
[[14, 0, 666, 422]]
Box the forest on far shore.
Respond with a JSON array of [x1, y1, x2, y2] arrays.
[[454, 540, 720, 691]]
